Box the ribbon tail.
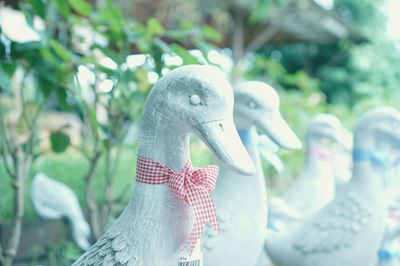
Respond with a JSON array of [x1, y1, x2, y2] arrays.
[[184, 187, 219, 255]]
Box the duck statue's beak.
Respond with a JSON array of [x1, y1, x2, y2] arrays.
[[333, 127, 353, 151], [256, 111, 302, 151], [194, 118, 256, 175]]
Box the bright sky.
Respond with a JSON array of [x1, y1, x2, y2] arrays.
[[383, 0, 400, 43], [315, 0, 400, 45]]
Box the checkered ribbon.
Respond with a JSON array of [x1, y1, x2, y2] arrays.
[[136, 156, 220, 255], [306, 147, 332, 160]]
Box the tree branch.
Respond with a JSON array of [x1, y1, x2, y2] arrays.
[[0, 146, 15, 179], [0, 104, 16, 158], [101, 143, 124, 229], [0, 243, 4, 263], [244, 21, 280, 54], [2, 148, 31, 266], [231, 8, 245, 66], [84, 150, 102, 240]]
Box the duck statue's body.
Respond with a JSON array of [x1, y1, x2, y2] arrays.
[[73, 65, 255, 266], [266, 107, 400, 266], [31, 172, 91, 250], [202, 81, 301, 266], [268, 114, 350, 231]]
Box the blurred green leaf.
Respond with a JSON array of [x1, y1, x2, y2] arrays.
[[50, 131, 71, 153], [147, 18, 165, 36], [91, 44, 123, 64], [201, 26, 222, 42], [49, 39, 73, 62], [154, 38, 171, 53], [104, 0, 123, 21], [20, 4, 35, 29], [170, 44, 198, 64], [56, 0, 71, 17], [0, 64, 11, 90], [137, 41, 151, 53], [165, 29, 197, 40], [28, 0, 45, 18], [87, 106, 100, 138], [68, 0, 92, 17], [12, 41, 41, 53], [37, 76, 53, 97], [56, 87, 71, 110], [40, 47, 56, 64]]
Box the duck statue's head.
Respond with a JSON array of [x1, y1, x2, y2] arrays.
[[141, 65, 255, 175], [354, 107, 400, 159], [306, 113, 352, 150], [233, 81, 301, 150]]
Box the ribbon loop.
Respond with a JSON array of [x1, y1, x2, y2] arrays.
[[352, 149, 393, 169], [136, 156, 219, 255]]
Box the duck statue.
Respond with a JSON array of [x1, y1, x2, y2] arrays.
[[202, 81, 302, 266], [268, 114, 351, 231], [378, 207, 400, 266], [265, 107, 400, 266], [378, 174, 400, 266], [72, 65, 255, 266], [31, 172, 91, 251]]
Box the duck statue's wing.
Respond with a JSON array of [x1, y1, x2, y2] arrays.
[[293, 194, 372, 254], [73, 229, 139, 266], [258, 135, 285, 176]]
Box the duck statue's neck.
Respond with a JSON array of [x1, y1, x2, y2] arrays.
[[231, 126, 266, 205], [348, 133, 390, 199], [237, 127, 261, 171], [137, 108, 190, 170], [115, 109, 194, 263], [303, 137, 334, 176]]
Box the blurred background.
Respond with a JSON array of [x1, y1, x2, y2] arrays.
[[0, 0, 399, 265]]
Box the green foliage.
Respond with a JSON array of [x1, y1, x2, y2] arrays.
[[0, 1, 220, 262], [50, 131, 71, 153], [68, 0, 92, 16]]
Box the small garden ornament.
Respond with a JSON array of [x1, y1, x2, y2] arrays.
[[202, 81, 301, 266], [266, 107, 400, 266], [268, 114, 351, 231], [72, 65, 255, 266], [31, 172, 91, 251]]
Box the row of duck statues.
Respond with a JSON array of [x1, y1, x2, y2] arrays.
[[31, 65, 400, 266]]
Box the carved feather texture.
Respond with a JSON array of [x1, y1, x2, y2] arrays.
[[72, 230, 139, 266], [202, 210, 231, 250], [293, 193, 372, 254]]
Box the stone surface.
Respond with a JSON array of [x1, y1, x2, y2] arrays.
[[72, 65, 254, 266], [266, 107, 400, 266], [202, 81, 301, 266], [31, 172, 91, 251]]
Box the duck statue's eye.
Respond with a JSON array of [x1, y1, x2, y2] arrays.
[[190, 94, 201, 105], [247, 101, 257, 109]]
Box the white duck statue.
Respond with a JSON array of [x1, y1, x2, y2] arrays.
[[72, 65, 255, 266], [268, 113, 351, 231], [202, 81, 302, 266], [378, 208, 400, 266], [377, 176, 400, 266], [31, 172, 91, 250], [265, 106, 400, 266]]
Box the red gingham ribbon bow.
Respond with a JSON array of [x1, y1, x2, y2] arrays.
[[136, 156, 220, 255]]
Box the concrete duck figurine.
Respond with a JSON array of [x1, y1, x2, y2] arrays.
[[378, 209, 400, 266], [332, 141, 353, 191], [72, 65, 256, 266], [268, 114, 351, 231], [202, 81, 302, 266], [258, 134, 286, 176], [377, 179, 400, 266], [31, 172, 91, 250], [265, 107, 400, 266]]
